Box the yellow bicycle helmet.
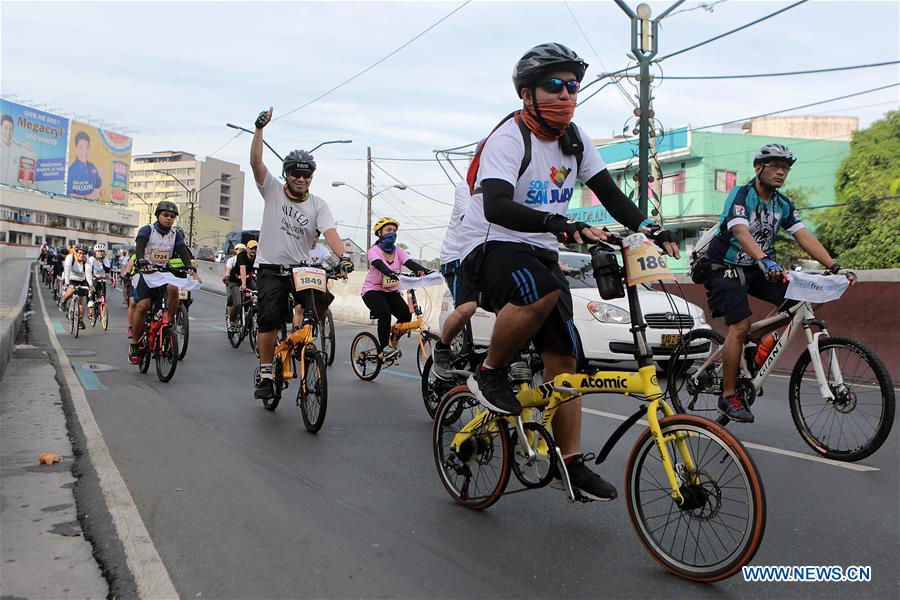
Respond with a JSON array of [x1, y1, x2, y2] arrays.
[[374, 217, 399, 237]]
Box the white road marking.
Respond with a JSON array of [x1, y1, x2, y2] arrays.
[[35, 269, 180, 599], [581, 407, 879, 472]]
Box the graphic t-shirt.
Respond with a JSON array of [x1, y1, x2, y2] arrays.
[[457, 119, 606, 260], [67, 160, 102, 197], [362, 245, 410, 294], [308, 244, 333, 265], [440, 180, 471, 266], [706, 180, 804, 266], [255, 171, 336, 266]]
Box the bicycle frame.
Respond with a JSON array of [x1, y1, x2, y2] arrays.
[[387, 287, 437, 359], [273, 284, 322, 383]]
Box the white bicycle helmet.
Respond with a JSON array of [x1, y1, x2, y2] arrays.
[[754, 143, 796, 166], [93, 242, 107, 252]]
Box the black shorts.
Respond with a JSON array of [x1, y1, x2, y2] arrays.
[[705, 265, 789, 325], [135, 274, 166, 304], [461, 241, 582, 360], [441, 260, 478, 308], [256, 268, 334, 333]]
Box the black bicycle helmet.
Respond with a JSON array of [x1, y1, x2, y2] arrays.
[[155, 200, 179, 216], [512, 43, 588, 97], [282, 150, 316, 174]]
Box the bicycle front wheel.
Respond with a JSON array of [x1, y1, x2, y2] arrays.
[[89, 303, 98, 328], [667, 328, 726, 424], [155, 327, 179, 382], [789, 335, 895, 462], [433, 387, 511, 510], [351, 332, 381, 381], [69, 302, 78, 337], [248, 307, 259, 357], [299, 351, 328, 433], [100, 301, 109, 331], [625, 415, 766, 582], [417, 334, 433, 377], [175, 305, 190, 360]]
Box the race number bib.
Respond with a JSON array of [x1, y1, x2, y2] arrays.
[[382, 273, 400, 289], [623, 233, 675, 286], [292, 267, 327, 292], [149, 249, 170, 264], [178, 288, 190, 300]]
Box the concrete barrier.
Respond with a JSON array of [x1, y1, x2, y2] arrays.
[[194, 260, 446, 329], [0, 246, 39, 380]]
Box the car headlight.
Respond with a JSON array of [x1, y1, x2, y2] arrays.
[[587, 301, 630, 324]]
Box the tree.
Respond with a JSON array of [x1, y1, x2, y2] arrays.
[[814, 111, 900, 269]]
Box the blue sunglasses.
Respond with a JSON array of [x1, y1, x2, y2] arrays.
[[540, 78, 580, 94]]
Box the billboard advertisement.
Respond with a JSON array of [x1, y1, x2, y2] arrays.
[[67, 121, 132, 205], [0, 100, 69, 194]]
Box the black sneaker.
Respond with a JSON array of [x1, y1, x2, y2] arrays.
[[553, 454, 617, 501], [718, 393, 754, 423], [78, 320, 86, 330], [255, 378, 275, 400], [432, 343, 452, 379], [467, 367, 520, 416]]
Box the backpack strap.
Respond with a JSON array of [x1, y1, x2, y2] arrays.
[[466, 111, 532, 194]]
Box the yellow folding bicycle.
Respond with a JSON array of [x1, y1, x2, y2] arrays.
[[432, 235, 766, 582]]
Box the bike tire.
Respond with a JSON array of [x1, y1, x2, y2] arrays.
[[100, 301, 109, 331], [248, 308, 259, 357], [72, 302, 80, 339], [139, 337, 151, 374], [322, 310, 336, 366], [666, 328, 727, 424], [89, 304, 98, 328], [625, 414, 766, 582], [433, 386, 511, 510], [176, 305, 190, 360], [299, 351, 328, 433], [261, 356, 282, 411], [351, 332, 382, 381], [789, 335, 895, 462], [417, 335, 433, 377], [421, 355, 463, 420], [155, 327, 179, 382], [227, 321, 243, 348]]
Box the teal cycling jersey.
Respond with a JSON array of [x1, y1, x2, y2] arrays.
[[706, 179, 804, 267]]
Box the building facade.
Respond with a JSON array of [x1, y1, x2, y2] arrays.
[[129, 151, 245, 254], [568, 126, 851, 272], [0, 185, 140, 249]]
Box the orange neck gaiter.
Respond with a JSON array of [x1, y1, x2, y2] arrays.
[[283, 184, 308, 202], [519, 100, 576, 141]]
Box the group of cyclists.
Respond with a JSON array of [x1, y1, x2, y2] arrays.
[[40, 242, 116, 329], [49, 41, 857, 506]]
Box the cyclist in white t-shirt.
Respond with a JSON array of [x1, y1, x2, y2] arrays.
[[458, 43, 680, 501], [250, 107, 354, 401]]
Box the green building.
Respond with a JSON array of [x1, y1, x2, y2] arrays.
[[568, 128, 850, 272]]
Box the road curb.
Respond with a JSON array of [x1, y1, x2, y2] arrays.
[[0, 259, 33, 379]]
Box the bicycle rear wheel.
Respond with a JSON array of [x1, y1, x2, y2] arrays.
[[626, 415, 766, 582], [299, 351, 328, 433], [175, 305, 190, 360], [667, 329, 726, 424], [433, 387, 511, 510], [351, 332, 382, 381], [789, 336, 895, 462], [227, 318, 243, 348], [321, 310, 336, 366], [259, 355, 283, 411], [155, 327, 179, 382]]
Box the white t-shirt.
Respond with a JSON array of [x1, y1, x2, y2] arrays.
[[308, 243, 333, 265], [255, 171, 336, 266], [439, 181, 471, 266], [457, 120, 606, 260]]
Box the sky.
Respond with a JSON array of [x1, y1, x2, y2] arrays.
[[2, 0, 898, 258]]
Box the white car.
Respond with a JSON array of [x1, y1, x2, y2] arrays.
[[439, 251, 709, 367]]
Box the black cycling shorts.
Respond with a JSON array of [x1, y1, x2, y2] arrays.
[[461, 241, 583, 360], [256, 268, 334, 333], [441, 260, 478, 308], [705, 265, 789, 325], [134, 274, 166, 304]]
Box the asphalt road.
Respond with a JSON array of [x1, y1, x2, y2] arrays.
[[32, 279, 899, 599]]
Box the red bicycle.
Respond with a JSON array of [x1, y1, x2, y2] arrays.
[[87, 279, 109, 332], [133, 267, 186, 382]]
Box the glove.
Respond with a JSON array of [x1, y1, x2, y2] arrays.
[[757, 257, 783, 277], [827, 262, 841, 274], [416, 269, 434, 277], [254, 110, 270, 129], [337, 256, 354, 274], [639, 220, 680, 248], [545, 214, 592, 243]]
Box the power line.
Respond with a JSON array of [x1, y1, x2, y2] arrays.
[[371, 162, 454, 207], [274, 1, 471, 121], [635, 60, 900, 80], [665, 0, 728, 18]]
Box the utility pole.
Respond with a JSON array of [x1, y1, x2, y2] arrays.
[[366, 146, 373, 253], [188, 189, 197, 249], [615, 0, 684, 216]]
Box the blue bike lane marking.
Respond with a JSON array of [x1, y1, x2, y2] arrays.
[[72, 362, 106, 391]]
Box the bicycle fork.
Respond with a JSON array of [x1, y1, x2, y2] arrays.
[[806, 331, 838, 401]]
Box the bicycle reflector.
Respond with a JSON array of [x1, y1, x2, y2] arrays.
[[590, 245, 625, 300]]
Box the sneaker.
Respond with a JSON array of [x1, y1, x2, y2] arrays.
[[255, 378, 275, 400], [78, 320, 86, 330], [718, 393, 754, 423], [467, 367, 520, 416], [126, 326, 133, 338], [432, 343, 452, 379], [128, 344, 141, 365], [382, 346, 400, 361], [552, 454, 618, 501]]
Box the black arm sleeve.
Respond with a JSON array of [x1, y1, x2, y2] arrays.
[[370, 259, 395, 276], [135, 237, 148, 260], [481, 178, 554, 233], [583, 169, 646, 232], [403, 259, 428, 273], [175, 245, 194, 269]]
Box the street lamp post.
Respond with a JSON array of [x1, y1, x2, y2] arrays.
[[152, 169, 231, 249], [127, 189, 153, 224], [331, 179, 406, 250]]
